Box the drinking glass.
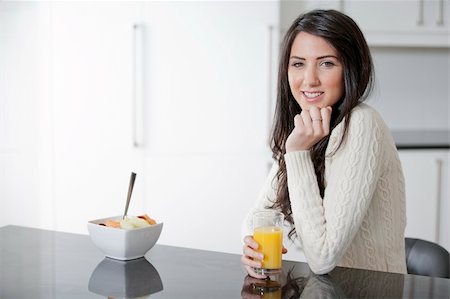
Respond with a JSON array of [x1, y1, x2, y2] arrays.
[[252, 210, 284, 275]]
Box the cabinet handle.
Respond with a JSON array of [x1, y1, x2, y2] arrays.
[[436, 0, 444, 26], [434, 158, 443, 243], [265, 25, 274, 146], [133, 23, 144, 148], [417, 0, 424, 26]]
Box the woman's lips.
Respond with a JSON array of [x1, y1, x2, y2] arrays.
[[303, 91, 323, 102]]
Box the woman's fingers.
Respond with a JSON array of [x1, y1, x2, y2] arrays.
[[241, 253, 262, 268], [286, 105, 333, 152], [293, 113, 304, 130], [308, 106, 323, 135], [242, 235, 263, 268], [243, 245, 264, 262], [297, 106, 332, 140], [300, 110, 313, 135], [241, 238, 267, 279], [321, 106, 332, 135], [244, 235, 259, 249]]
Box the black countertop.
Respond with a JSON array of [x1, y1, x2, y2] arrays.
[[392, 130, 450, 150], [1, 225, 449, 298]]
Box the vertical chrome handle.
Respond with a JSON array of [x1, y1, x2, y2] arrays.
[[265, 25, 274, 148], [434, 158, 443, 243], [436, 0, 444, 26], [133, 23, 144, 147], [417, 0, 424, 26]]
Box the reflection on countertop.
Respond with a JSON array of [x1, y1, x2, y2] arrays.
[[88, 257, 163, 298], [241, 262, 449, 299]]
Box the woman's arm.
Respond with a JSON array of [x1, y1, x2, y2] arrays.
[[286, 108, 386, 274]]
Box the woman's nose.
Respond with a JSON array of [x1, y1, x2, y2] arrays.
[[303, 66, 320, 87]]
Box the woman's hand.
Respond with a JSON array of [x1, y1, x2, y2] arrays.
[[241, 235, 288, 279], [285, 106, 332, 152]]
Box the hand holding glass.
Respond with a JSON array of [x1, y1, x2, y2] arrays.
[[252, 211, 284, 275]]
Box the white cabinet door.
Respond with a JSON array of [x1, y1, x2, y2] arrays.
[[399, 150, 449, 251], [50, 2, 145, 233], [0, 2, 48, 228], [141, 1, 278, 254]]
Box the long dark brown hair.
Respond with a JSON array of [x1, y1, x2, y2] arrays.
[[270, 9, 374, 238]]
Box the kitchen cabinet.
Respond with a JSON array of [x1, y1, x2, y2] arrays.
[[398, 150, 449, 251], [0, 1, 279, 254], [345, 0, 449, 47], [0, 2, 50, 228], [280, 0, 450, 48], [140, 1, 279, 254]]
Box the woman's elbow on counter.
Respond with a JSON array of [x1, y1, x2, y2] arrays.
[[308, 261, 337, 275]]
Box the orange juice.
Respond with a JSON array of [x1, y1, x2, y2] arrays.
[[253, 226, 282, 269]]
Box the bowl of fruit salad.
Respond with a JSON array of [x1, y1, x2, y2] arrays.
[[87, 214, 163, 260]]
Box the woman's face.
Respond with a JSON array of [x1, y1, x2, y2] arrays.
[[288, 32, 344, 111]]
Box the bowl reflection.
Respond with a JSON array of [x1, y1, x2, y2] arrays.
[[88, 257, 163, 299]]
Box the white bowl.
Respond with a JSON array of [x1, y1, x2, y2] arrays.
[[87, 215, 163, 260]]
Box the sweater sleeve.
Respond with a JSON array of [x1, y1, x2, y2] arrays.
[[285, 108, 385, 274], [241, 161, 280, 237]]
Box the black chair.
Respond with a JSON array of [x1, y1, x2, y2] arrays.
[[405, 238, 450, 278]]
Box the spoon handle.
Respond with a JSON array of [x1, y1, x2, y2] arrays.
[[123, 172, 136, 219]]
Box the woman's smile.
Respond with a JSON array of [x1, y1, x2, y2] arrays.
[[302, 91, 324, 102]]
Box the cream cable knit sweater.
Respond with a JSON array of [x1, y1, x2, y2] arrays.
[[244, 104, 407, 274]]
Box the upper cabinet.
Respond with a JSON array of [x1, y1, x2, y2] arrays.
[[281, 0, 450, 48], [346, 0, 449, 47]]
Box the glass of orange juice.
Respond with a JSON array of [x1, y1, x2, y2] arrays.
[[252, 210, 284, 275]]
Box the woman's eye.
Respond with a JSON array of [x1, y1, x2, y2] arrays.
[[291, 62, 304, 68], [321, 61, 336, 67]]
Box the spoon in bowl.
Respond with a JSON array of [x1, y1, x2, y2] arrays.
[[123, 172, 137, 219]]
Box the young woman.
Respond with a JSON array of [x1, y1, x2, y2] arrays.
[[241, 9, 407, 278]]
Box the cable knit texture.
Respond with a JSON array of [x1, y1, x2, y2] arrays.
[[243, 104, 407, 274]]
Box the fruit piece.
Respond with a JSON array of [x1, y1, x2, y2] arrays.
[[105, 220, 120, 228], [100, 214, 157, 229], [139, 214, 157, 225], [128, 216, 151, 228]]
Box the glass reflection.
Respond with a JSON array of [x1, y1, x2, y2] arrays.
[[241, 265, 410, 299], [88, 257, 163, 299], [241, 267, 345, 299]]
